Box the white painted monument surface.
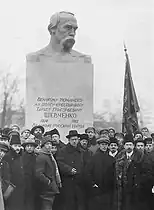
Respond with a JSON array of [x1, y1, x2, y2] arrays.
[[26, 59, 93, 141]]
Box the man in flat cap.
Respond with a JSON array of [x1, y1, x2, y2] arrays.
[[115, 134, 153, 210], [85, 136, 116, 210], [100, 129, 109, 138], [27, 11, 91, 63]]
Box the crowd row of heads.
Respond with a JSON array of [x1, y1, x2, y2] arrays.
[[0, 124, 154, 154]]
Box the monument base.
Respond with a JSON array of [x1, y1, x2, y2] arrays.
[[26, 57, 93, 142]]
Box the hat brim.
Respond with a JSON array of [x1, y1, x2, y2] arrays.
[[22, 142, 38, 147], [66, 134, 80, 139], [30, 126, 45, 135], [97, 140, 110, 144]]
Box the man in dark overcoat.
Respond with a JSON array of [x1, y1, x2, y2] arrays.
[[85, 136, 116, 210], [35, 135, 61, 210], [116, 134, 153, 210], [3, 134, 25, 210], [22, 135, 38, 210], [57, 130, 86, 210]]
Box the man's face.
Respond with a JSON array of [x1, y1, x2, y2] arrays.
[[136, 142, 145, 151], [44, 141, 53, 152], [25, 144, 35, 154], [145, 143, 153, 153], [0, 150, 6, 160], [124, 142, 134, 153], [11, 144, 21, 154], [55, 14, 78, 51], [115, 136, 124, 145], [52, 134, 60, 144], [22, 130, 30, 139], [80, 139, 88, 149], [134, 134, 142, 141], [34, 128, 42, 137], [109, 143, 118, 153], [50, 145, 57, 155], [87, 131, 95, 140], [12, 126, 20, 132], [141, 129, 149, 137], [109, 130, 115, 138], [99, 142, 108, 152], [69, 136, 79, 147]]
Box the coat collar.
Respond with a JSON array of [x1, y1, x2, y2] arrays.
[[66, 143, 81, 153]]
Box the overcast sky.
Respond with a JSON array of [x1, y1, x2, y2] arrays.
[[0, 0, 153, 126]]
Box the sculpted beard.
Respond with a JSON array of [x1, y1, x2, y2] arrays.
[[60, 36, 75, 52]]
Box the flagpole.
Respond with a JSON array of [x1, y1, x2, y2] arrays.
[[122, 43, 140, 134]]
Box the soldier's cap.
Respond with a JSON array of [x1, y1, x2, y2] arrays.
[[22, 135, 38, 147], [21, 128, 30, 135], [10, 124, 20, 130], [108, 127, 115, 132], [100, 129, 109, 135], [96, 136, 110, 144]]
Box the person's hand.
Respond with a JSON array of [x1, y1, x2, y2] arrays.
[[152, 186, 154, 193], [71, 168, 77, 175]]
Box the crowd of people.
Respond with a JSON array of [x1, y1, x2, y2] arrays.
[[0, 124, 154, 210]]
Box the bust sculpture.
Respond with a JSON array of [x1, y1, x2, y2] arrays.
[[27, 11, 91, 63]]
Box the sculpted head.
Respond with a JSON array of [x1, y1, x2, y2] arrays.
[[48, 11, 78, 52]]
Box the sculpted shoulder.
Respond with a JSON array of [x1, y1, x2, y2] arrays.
[[71, 49, 92, 63], [26, 47, 48, 62], [26, 47, 92, 63]]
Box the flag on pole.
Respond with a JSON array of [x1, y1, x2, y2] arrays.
[[122, 44, 140, 134]]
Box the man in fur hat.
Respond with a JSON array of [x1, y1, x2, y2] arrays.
[[22, 135, 38, 210], [45, 128, 66, 158]]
